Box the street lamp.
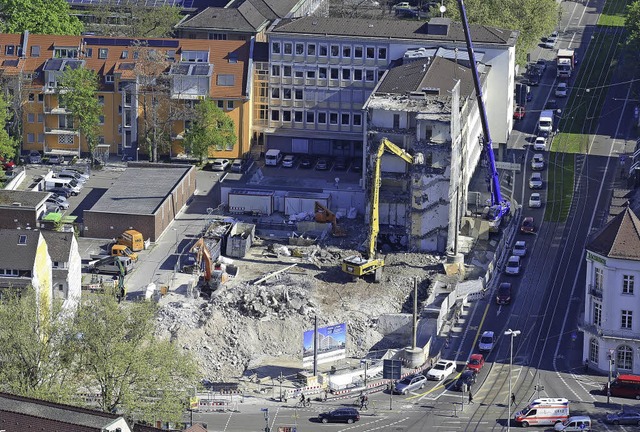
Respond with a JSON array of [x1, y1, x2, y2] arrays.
[[504, 329, 521, 432], [607, 349, 615, 404], [136, 147, 140, 162]]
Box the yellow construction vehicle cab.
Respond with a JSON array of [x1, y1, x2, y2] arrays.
[[342, 138, 422, 282]]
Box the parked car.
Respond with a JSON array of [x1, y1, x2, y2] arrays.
[[64, 167, 90, 181], [334, 157, 349, 171], [534, 136, 547, 151], [315, 158, 330, 170], [555, 82, 568, 97], [513, 105, 526, 120], [318, 408, 360, 424], [526, 73, 540, 87], [29, 150, 42, 164], [45, 202, 61, 213], [478, 331, 495, 352], [392, 1, 411, 9], [536, 59, 547, 73], [300, 157, 313, 169], [505, 255, 521, 275], [496, 282, 512, 305], [56, 171, 86, 183], [210, 159, 230, 171], [394, 374, 427, 395], [427, 360, 456, 381], [47, 196, 69, 209], [512, 240, 527, 257], [531, 154, 545, 170], [544, 33, 557, 48], [48, 154, 64, 165], [47, 187, 72, 198], [529, 193, 542, 208], [230, 159, 244, 173], [351, 158, 362, 172], [466, 354, 485, 373], [282, 155, 296, 168], [529, 172, 543, 189], [546, 99, 558, 110], [453, 370, 477, 391], [604, 411, 640, 425], [520, 216, 536, 234]]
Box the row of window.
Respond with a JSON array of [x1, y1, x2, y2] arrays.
[[272, 41, 387, 61], [594, 268, 635, 295], [592, 301, 634, 329], [270, 110, 362, 126], [589, 339, 634, 370], [271, 65, 379, 83], [0, 269, 20, 276]]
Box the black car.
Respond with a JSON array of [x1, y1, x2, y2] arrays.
[[496, 282, 512, 305], [315, 158, 330, 170], [334, 157, 349, 171], [318, 408, 360, 424], [47, 187, 72, 198], [351, 158, 362, 172], [300, 157, 313, 169], [453, 370, 477, 392]]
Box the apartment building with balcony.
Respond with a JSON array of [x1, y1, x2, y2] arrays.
[[364, 53, 485, 252], [262, 16, 518, 163], [582, 207, 640, 374], [0, 32, 251, 160]]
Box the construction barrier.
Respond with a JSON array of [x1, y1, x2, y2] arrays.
[[284, 384, 323, 401], [196, 399, 232, 412]]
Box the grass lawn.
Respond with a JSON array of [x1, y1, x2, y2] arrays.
[[545, 154, 576, 222], [598, 0, 629, 26]]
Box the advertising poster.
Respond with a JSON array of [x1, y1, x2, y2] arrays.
[[302, 322, 347, 367]]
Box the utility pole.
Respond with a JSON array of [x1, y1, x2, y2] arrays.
[[261, 408, 270, 432], [412, 277, 418, 350], [608, 349, 614, 404], [313, 315, 318, 376], [504, 329, 521, 432]]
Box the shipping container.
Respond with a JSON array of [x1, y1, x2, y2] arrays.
[[228, 189, 274, 215], [226, 222, 256, 258]]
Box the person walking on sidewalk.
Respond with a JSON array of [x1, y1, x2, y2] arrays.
[[468, 391, 474, 404], [511, 393, 516, 406]]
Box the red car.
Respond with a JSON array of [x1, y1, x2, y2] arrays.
[[467, 354, 485, 372], [520, 217, 535, 234], [513, 105, 525, 120], [0, 156, 15, 171]]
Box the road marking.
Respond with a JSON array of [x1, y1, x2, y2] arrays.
[[496, 305, 502, 316]]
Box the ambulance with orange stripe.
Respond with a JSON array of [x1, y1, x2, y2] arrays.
[[514, 398, 569, 428]]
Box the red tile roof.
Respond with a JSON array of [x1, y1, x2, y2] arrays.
[[587, 207, 640, 261]]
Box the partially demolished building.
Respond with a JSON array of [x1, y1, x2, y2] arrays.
[[364, 52, 487, 252]]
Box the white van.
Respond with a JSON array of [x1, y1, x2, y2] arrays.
[[554, 416, 591, 431], [514, 398, 569, 428], [45, 178, 81, 195], [265, 149, 282, 166]]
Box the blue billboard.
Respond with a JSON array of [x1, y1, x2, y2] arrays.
[[302, 323, 347, 367]]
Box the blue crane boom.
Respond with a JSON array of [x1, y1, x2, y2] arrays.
[[456, 0, 510, 227]]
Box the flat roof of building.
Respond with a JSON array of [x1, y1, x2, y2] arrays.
[[88, 165, 193, 215], [0, 190, 49, 208]]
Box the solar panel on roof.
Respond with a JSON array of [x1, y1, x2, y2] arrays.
[[170, 64, 190, 75], [66, 0, 195, 7], [2, 59, 19, 67], [43, 59, 64, 71], [65, 60, 83, 70], [192, 65, 210, 76]]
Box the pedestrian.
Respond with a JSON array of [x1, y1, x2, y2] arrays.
[[511, 393, 516, 406], [324, 390, 328, 402], [468, 391, 474, 404], [584, 359, 589, 373]]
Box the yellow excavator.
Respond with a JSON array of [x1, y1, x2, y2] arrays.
[[342, 138, 422, 282], [314, 201, 347, 237]]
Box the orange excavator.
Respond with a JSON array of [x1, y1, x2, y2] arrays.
[[187, 237, 234, 294], [314, 202, 347, 237]]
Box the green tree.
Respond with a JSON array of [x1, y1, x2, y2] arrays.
[[444, 0, 559, 65], [0, 91, 17, 163], [57, 67, 102, 163], [86, 4, 181, 38], [0, 288, 78, 402], [0, 0, 83, 35], [626, 0, 640, 62], [71, 295, 198, 422], [184, 99, 237, 163]]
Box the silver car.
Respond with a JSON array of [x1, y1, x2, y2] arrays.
[[394, 374, 427, 395]]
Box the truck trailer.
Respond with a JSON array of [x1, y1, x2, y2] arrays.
[[556, 49, 575, 79]]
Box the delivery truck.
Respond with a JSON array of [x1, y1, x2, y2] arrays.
[[557, 49, 576, 79], [538, 110, 554, 136]]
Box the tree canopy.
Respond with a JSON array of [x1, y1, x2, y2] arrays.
[[57, 67, 102, 161], [0, 287, 198, 424], [184, 99, 237, 163], [444, 0, 559, 65], [86, 4, 181, 38], [0, 91, 17, 162], [0, 0, 83, 35], [626, 0, 640, 62]]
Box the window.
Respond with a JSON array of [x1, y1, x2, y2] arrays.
[[271, 110, 280, 121], [622, 310, 633, 329], [595, 267, 603, 289], [272, 42, 281, 54], [282, 110, 291, 122], [366, 47, 375, 59], [283, 66, 292, 77], [342, 69, 351, 80], [217, 75, 235, 86], [295, 43, 304, 55], [294, 89, 303, 100], [27, 113, 35, 123], [59, 135, 73, 144], [353, 113, 362, 126], [354, 46, 363, 58], [319, 44, 328, 56], [105, 75, 114, 83], [58, 284, 64, 291], [329, 112, 338, 125], [283, 88, 291, 100], [98, 136, 105, 144], [294, 70, 304, 79], [294, 111, 303, 122], [589, 338, 599, 363], [307, 44, 316, 56], [18, 235, 27, 245], [318, 112, 326, 124], [99, 115, 105, 125], [330, 68, 339, 79], [272, 65, 280, 76], [37, 113, 43, 123], [28, 93, 35, 102], [98, 95, 104, 105], [167, 50, 176, 61], [27, 133, 34, 143], [38, 94, 44, 102], [86, 48, 93, 58], [342, 46, 351, 58], [307, 70, 316, 79], [228, 52, 238, 63], [37, 134, 44, 143], [225, 141, 234, 151], [5, 45, 15, 55], [271, 88, 280, 99], [306, 112, 315, 123], [354, 69, 363, 81], [319, 67, 327, 79], [31, 46, 40, 57], [121, 50, 128, 59], [133, 51, 138, 59], [341, 113, 350, 125], [593, 302, 602, 326], [217, 100, 224, 109], [393, 114, 400, 129], [617, 345, 633, 370], [365, 69, 376, 81], [283, 42, 292, 55], [208, 33, 227, 40], [378, 47, 387, 59], [227, 100, 234, 110], [54, 47, 78, 58], [623, 275, 634, 294], [98, 48, 108, 59], [331, 45, 339, 57]]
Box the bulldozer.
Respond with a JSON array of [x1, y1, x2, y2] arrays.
[[314, 202, 347, 237]]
